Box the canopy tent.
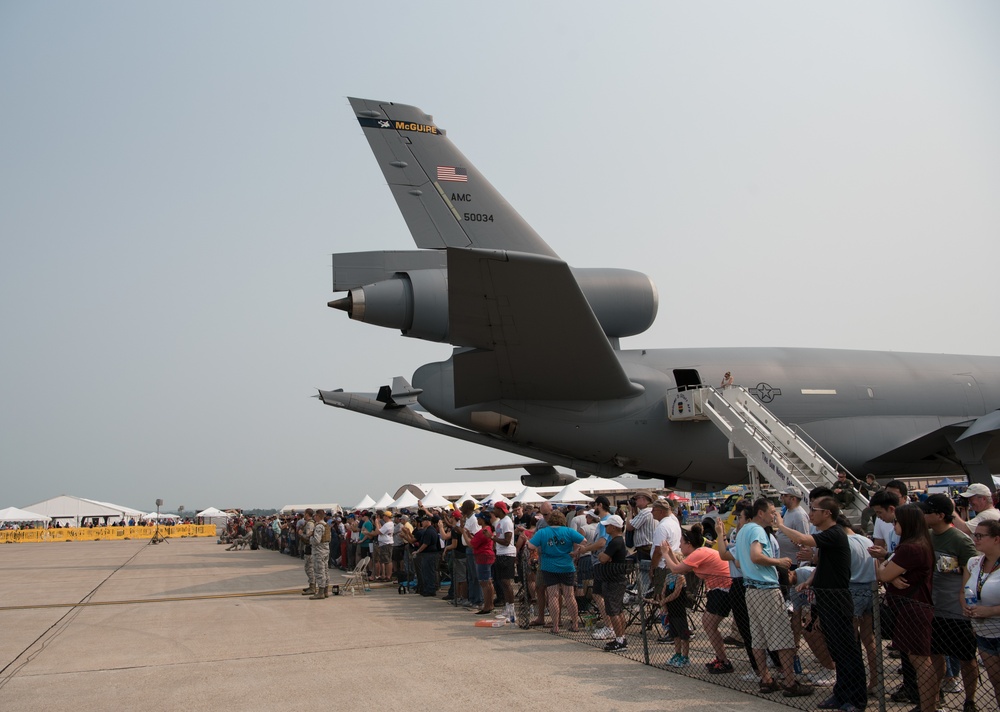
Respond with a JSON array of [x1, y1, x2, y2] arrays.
[[82, 499, 145, 518], [0, 506, 50, 523], [512, 486, 548, 504], [351, 494, 377, 511], [454, 491, 479, 506], [390, 489, 420, 510], [931, 477, 967, 486], [278, 503, 340, 515], [372, 492, 396, 511], [480, 488, 511, 506], [666, 492, 690, 503], [196, 507, 232, 518], [419, 488, 451, 508], [21, 495, 139, 527], [141, 511, 179, 521], [548, 484, 593, 504]]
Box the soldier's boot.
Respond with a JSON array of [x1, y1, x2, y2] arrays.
[[301, 585, 315, 595], [309, 589, 325, 600]]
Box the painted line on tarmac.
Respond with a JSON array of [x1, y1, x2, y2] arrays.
[[0, 589, 302, 611]]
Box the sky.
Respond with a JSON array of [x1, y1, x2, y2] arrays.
[[2, 2, 998, 512]]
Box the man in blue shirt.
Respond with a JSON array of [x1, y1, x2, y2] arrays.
[[732, 498, 812, 698]]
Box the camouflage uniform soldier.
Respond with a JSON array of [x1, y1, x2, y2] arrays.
[[310, 510, 331, 599], [300, 508, 316, 595]]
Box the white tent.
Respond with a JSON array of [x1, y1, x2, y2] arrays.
[[21, 495, 135, 527], [419, 488, 451, 508], [0, 506, 50, 523], [351, 494, 376, 511], [481, 488, 511, 505], [512, 486, 548, 504], [141, 511, 179, 521], [454, 491, 479, 506], [82, 498, 145, 518], [390, 489, 420, 509], [372, 492, 395, 510], [196, 507, 231, 518], [548, 484, 593, 504]]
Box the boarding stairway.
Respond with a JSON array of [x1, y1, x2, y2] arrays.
[[670, 385, 868, 521]]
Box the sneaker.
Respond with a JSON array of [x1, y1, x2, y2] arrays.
[[704, 657, 722, 669], [838, 705, 861, 712], [890, 687, 919, 704], [808, 670, 837, 686], [817, 696, 840, 710], [759, 680, 781, 694], [666, 653, 683, 667], [740, 672, 761, 681], [592, 626, 614, 640], [782, 682, 814, 698], [707, 659, 734, 674], [603, 639, 627, 652], [656, 633, 674, 644], [941, 677, 963, 694], [963, 700, 977, 712], [723, 635, 743, 646], [678, 655, 689, 667]]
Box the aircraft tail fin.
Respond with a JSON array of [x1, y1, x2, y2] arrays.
[[348, 97, 559, 258]]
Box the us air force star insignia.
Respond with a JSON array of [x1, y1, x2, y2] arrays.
[[750, 382, 782, 403], [378, 120, 391, 128]]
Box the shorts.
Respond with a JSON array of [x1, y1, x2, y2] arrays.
[[668, 613, 692, 639], [977, 635, 1000, 656], [452, 556, 467, 584], [746, 587, 796, 651], [849, 583, 874, 618], [542, 570, 576, 587], [576, 554, 595, 585], [931, 617, 978, 660], [604, 580, 627, 616], [494, 555, 515, 581], [705, 587, 732, 618], [376, 544, 392, 563], [476, 562, 493, 582], [391, 545, 405, 563]]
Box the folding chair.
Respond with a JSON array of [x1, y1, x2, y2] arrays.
[[343, 555, 371, 595]]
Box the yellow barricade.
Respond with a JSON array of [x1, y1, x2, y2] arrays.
[[0, 524, 216, 544]]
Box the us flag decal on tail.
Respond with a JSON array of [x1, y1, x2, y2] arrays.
[[437, 166, 468, 182]]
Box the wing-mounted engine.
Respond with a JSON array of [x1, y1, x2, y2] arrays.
[[328, 249, 658, 347]]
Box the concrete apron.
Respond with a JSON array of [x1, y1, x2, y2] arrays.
[[0, 539, 786, 711]]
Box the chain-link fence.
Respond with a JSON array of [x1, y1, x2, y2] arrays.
[[515, 561, 999, 712]]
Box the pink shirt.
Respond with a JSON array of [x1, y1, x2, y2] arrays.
[[683, 546, 731, 590]]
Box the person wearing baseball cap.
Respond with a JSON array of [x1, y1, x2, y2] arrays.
[[599, 514, 629, 651], [490, 501, 517, 620], [776, 486, 809, 567], [954, 483, 999, 536]]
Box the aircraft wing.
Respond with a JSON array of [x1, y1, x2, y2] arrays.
[[448, 247, 644, 406], [348, 97, 559, 258]]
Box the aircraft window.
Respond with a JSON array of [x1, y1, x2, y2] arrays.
[[867, 387, 875, 398]]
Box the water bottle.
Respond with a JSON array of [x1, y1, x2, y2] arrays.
[[964, 585, 977, 607]]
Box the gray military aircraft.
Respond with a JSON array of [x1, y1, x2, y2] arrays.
[[319, 97, 1000, 492]]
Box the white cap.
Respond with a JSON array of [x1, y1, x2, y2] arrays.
[[604, 514, 624, 529]]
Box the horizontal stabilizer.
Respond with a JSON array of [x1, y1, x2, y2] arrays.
[[447, 247, 644, 405], [957, 410, 1000, 441], [332, 250, 446, 291]]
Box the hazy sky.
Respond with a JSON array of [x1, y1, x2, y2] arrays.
[[2, 2, 998, 512]]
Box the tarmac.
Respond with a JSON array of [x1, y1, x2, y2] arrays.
[[0, 538, 789, 712]]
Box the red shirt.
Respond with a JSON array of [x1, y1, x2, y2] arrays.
[[471, 527, 496, 565]]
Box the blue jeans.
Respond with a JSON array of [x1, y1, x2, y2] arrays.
[[466, 545, 482, 605]]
